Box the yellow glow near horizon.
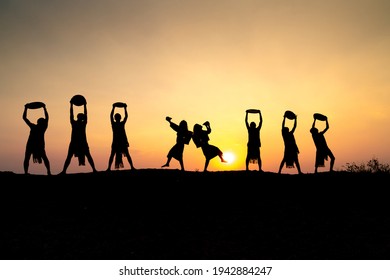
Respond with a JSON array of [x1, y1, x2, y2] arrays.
[[223, 151, 236, 164]]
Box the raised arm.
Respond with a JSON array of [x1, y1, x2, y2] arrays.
[[312, 118, 316, 129], [123, 105, 128, 123], [322, 119, 329, 134], [204, 122, 211, 134], [22, 105, 31, 126], [70, 103, 74, 122], [281, 116, 286, 129], [110, 105, 115, 123], [291, 116, 297, 133], [83, 104, 88, 122], [245, 112, 250, 129], [43, 105, 49, 121], [259, 111, 263, 129]]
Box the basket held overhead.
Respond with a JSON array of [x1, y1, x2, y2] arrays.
[[246, 109, 260, 114], [284, 110, 296, 120], [25, 102, 45, 109], [313, 113, 327, 121], [113, 102, 127, 108], [70, 94, 86, 106]]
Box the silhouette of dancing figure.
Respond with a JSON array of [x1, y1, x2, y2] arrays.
[[60, 102, 97, 174], [310, 116, 335, 173], [107, 103, 136, 171], [245, 109, 263, 171], [23, 103, 51, 175], [278, 112, 302, 174], [161, 116, 192, 171], [192, 121, 226, 172]]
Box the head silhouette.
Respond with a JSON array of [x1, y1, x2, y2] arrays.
[[179, 120, 188, 130], [250, 122, 256, 128], [193, 124, 202, 133], [37, 117, 45, 126], [310, 127, 318, 134], [282, 127, 289, 133], [114, 113, 121, 122], [77, 113, 85, 122]]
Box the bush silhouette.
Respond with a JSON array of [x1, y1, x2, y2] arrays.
[[342, 157, 390, 173]]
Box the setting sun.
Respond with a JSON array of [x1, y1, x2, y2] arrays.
[[223, 152, 236, 164]]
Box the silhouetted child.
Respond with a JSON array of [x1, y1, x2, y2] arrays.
[[245, 109, 263, 171], [23, 103, 51, 175], [60, 102, 97, 174], [107, 103, 136, 171], [278, 112, 302, 174], [310, 116, 335, 173], [192, 121, 226, 172], [161, 117, 192, 171]]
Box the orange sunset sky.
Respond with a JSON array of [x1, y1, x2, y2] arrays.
[[1, 0, 389, 175]]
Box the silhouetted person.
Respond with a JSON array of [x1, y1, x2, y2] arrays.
[[60, 102, 97, 174], [161, 116, 192, 171], [23, 103, 51, 175], [192, 121, 227, 172], [278, 112, 302, 174], [245, 110, 263, 171], [107, 103, 136, 171], [310, 117, 335, 173]]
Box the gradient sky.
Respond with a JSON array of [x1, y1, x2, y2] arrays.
[[1, 0, 389, 175]]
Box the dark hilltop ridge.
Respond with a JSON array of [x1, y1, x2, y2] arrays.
[[1, 169, 389, 260]]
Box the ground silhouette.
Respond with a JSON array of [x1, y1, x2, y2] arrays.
[[0, 169, 389, 260]]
